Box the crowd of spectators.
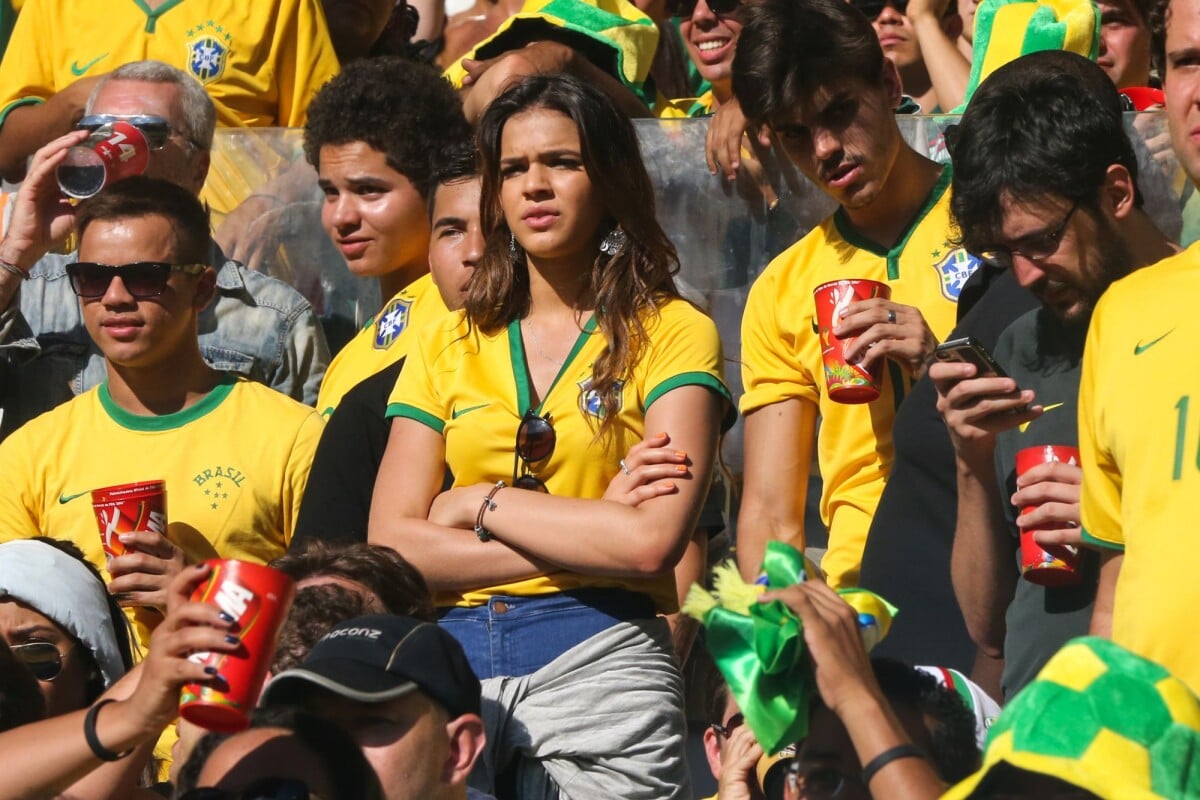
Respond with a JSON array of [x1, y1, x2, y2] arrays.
[[0, 0, 1197, 797]]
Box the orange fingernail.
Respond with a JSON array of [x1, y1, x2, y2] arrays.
[[675, 465, 688, 473], [675, 450, 687, 458]]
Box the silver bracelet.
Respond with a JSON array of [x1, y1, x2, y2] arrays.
[[0, 258, 29, 280]]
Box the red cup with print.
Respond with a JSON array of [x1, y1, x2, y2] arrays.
[[814, 279, 892, 404], [90, 480, 167, 563], [56, 121, 151, 199], [180, 560, 295, 733], [1016, 445, 1082, 587]]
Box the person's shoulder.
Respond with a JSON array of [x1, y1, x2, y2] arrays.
[[1104, 244, 1200, 305], [227, 377, 322, 422], [752, 219, 838, 290], [652, 295, 714, 326], [216, 259, 313, 316], [0, 386, 97, 449], [404, 273, 442, 303]]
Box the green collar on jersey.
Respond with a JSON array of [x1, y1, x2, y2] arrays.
[[832, 163, 953, 280], [99, 373, 237, 432], [508, 314, 599, 415]]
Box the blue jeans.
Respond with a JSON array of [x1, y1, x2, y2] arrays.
[[438, 588, 655, 680]]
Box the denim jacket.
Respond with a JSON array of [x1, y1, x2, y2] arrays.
[[0, 246, 329, 434]]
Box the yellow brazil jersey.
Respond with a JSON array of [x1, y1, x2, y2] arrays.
[[387, 297, 733, 611], [0, 0, 339, 131], [740, 166, 978, 589], [1079, 245, 1200, 692], [0, 375, 324, 648], [316, 274, 445, 417]]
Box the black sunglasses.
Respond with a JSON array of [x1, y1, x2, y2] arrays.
[[513, 409, 556, 492], [179, 778, 320, 800], [10, 641, 70, 682], [668, 0, 739, 18], [851, 0, 906, 20], [67, 261, 207, 299], [75, 114, 177, 150], [710, 712, 745, 738]]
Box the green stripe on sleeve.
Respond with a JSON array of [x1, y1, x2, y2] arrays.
[[385, 403, 445, 434], [1080, 526, 1124, 552], [645, 371, 737, 430], [0, 97, 43, 130]]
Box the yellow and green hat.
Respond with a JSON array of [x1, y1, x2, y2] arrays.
[[956, 0, 1099, 110], [942, 637, 1200, 800], [443, 0, 660, 107]]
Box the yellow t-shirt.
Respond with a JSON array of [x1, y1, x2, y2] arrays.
[[1079, 244, 1200, 691], [316, 274, 445, 417], [0, 375, 323, 647], [739, 167, 977, 588], [387, 298, 733, 610], [0, 0, 339, 130]]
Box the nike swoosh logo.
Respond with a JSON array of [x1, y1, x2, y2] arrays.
[[70, 54, 108, 76], [452, 403, 489, 419], [1019, 402, 1064, 433], [1134, 330, 1174, 355], [58, 490, 89, 504]]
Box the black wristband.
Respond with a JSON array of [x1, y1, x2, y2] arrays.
[[860, 743, 926, 784], [83, 699, 133, 762]]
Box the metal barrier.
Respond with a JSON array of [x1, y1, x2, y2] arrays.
[[209, 113, 1191, 472]]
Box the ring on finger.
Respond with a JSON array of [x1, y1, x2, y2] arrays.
[[887, 308, 897, 324], [619, 459, 632, 476]]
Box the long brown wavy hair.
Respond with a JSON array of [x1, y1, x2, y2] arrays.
[[470, 73, 682, 444]]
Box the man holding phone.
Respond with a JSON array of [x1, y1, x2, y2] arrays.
[[929, 51, 1174, 699]]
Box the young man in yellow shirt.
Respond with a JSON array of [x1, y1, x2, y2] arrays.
[[0, 175, 322, 649], [732, 0, 980, 587]]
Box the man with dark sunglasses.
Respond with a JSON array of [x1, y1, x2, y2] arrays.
[[928, 51, 1175, 700], [0, 176, 323, 655], [732, 0, 982, 590], [0, 0, 338, 184], [0, 60, 329, 437]]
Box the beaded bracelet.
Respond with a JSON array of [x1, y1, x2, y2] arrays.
[[474, 481, 506, 542], [84, 699, 134, 762], [860, 743, 926, 785]]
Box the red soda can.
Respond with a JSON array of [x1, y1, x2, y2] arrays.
[[57, 121, 150, 199], [180, 560, 295, 733], [90, 480, 167, 562]]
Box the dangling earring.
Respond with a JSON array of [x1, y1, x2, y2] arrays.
[[509, 231, 521, 261], [599, 226, 626, 256]]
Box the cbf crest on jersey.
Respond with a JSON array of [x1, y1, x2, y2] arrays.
[[373, 296, 413, 349], [578, 377, 624, 418], [186, 21, 232, 85], [931, 246, 981, 301]]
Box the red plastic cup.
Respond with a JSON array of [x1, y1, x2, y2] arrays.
[[814, 279, 892, 404], [1119, 86, 1165, 111], [90, 480, 167, 562], [180, 560, 295, 732], [1015, 445, 1082, 587], [56, 121, 151, 199]]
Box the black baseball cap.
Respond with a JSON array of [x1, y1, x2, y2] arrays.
[[260, 614, 481, 719]]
